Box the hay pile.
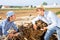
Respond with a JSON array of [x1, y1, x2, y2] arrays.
[[7, 20, 57, 40]]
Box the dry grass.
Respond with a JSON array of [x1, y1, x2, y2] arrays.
[[0, 8, 60, 19], [57, 14, 60, 18]]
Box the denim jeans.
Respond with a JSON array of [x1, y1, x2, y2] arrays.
[[44, 26, 60, 40]]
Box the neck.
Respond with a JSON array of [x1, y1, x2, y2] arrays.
[[9, 20, 12, 22], [7, 19, 12, 22], [39, 14, 44, 16]]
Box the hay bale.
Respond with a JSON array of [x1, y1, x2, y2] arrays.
[[35, 20, 48, 30], [9, 20, 57, 40]]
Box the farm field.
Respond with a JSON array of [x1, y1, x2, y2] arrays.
[[0, 8, 60, 18], [0, 8, 60, 25], [0, 8, 60, 40]]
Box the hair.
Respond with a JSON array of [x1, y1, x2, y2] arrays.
[[7, 15, 13, 21], [7, 17, 10, 21], [36, 7, 45, 12]]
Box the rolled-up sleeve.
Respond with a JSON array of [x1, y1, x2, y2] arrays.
[[12, 22, 18, 32], [31, 16, 39, 25], [47, 11, 58, 29]]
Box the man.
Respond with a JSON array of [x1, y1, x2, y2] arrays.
[[0, 11, 18, 39], [32, 7, 60, 40]]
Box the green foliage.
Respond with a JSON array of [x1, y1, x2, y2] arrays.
[[0, 5, 2, 8], [56, 11, 60, 15], [10, 6, 22, 8], [42, 2, 47, 5]]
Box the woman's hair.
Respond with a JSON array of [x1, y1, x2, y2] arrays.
[[36, 7, 45, 12]]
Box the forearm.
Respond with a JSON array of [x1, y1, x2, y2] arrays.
[[33, 24, 37, 30]]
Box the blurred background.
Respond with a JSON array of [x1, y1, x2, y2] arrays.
[[0, 0, 60, 25]]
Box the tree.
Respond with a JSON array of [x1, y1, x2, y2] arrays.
[[0, 5, 2, 8], [31, 5, 33, 8], [42, 2, 47, 5]]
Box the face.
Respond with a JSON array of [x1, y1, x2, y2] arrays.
[[37, 9, 44, 16], [10, 14, 16, 22]]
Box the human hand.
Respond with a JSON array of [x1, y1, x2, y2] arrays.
[[40, 27, 47, 31], [8, 33, 14, 38], [33, 25, 37, 30]]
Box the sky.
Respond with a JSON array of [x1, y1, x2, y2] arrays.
[[0, 0, 60, 6]]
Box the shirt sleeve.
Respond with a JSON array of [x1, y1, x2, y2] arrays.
[[12, 22, 18, 32], [57, 18, 60, 27], [40, 17, 49, 25], [47, 11, 58, 29], [1, 21, 8, 35], [31, 16, 40, 25]]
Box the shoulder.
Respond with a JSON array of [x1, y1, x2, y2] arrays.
[[1, 19, 7, 24], [0, 19, 7, 26], [48, 11, 54, 15], [46, 11, 55, 16]]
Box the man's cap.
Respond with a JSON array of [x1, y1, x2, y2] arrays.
[[36, 5, 45, 11], [6, 11, 15, 18]]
